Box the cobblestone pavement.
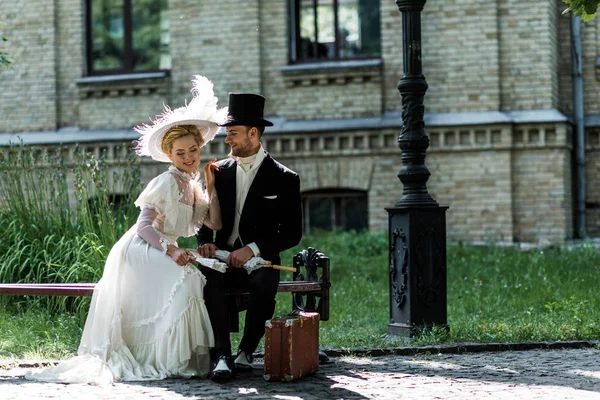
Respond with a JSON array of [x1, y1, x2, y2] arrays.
[[1, 348, 599, 399]]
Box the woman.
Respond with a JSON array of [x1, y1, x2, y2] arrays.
[[25, 76, 228, 384]]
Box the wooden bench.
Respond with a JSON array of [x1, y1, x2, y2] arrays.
[[0, 247, 331, 333]]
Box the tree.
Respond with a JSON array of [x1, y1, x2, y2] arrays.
[[563, 0, 600, 21]]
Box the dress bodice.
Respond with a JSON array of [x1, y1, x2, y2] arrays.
[[134, 167, 210, 242]]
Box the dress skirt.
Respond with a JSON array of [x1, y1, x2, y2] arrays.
[[25, 228, 214, 385]]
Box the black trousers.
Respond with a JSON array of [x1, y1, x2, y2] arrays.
[[201, 264, 280, 360]]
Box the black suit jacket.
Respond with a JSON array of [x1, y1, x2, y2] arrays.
[[197, 151, 302, 265]]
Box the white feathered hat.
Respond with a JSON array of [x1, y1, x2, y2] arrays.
[[134, 75, 228, 162]]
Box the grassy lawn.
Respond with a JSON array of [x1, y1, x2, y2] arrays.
[[2, 231, 600, 360]]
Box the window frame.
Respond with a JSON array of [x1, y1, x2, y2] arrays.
[[288, 0, 381, 65], [85, 0, 169, 76]]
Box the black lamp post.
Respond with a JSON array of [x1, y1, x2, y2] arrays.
[[386, 0, 448, 337]]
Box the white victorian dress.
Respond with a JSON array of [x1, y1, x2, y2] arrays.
[[25, 166, 220, 384]]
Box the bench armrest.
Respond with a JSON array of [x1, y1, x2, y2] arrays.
[[292, 247, 331, 321]]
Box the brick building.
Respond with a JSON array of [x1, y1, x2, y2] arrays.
[[1, 0, 599, 243]]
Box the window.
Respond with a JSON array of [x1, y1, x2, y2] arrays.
[[86, 0, 170, 75], [289, 0, 381, 63], [303, 189, 368, 233]]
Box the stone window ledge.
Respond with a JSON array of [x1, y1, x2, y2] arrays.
[[280, 59, 382, 87], [75, 72, 170, 99]]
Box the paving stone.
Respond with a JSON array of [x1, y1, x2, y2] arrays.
[[1, 348, 600, 399]]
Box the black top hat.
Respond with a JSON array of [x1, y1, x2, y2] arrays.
[[219, 93, 274, 127]]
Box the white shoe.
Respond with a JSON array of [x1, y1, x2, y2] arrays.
[[234, 350, 253, 371], [211, 356, 233, 381]]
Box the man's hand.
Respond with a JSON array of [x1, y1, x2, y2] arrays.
[[227, 246, 254, 268], [198, 243, 219, 258]]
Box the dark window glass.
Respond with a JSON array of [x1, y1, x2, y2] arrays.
[[303, 189, 368, 233], [91, 0, 124, 70], [342, 196, 368, 231], [132, 0, 170, 71], [307, 197, 334, 231], [291, 0, 381, 63], [87, 0, 170, 75]]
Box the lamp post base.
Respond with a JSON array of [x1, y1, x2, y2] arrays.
[[387, 322, 415, 337], [386, 206, 448, 337]]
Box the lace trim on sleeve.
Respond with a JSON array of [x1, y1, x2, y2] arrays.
[[159, 237, 173, 254]]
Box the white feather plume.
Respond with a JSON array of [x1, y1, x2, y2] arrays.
[[134, 75, 228, 161]]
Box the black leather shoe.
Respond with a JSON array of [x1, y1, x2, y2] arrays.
[[234, 349, 254, 372], [211, 356, 234, 381]]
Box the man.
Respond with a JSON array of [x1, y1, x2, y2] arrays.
[[197, 93, 302, 381]]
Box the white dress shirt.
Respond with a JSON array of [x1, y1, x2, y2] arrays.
[[226, 146, 267, 256]]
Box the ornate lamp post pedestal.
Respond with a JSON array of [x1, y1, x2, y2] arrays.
[[387, 0, 448, 337], [387, 207, 447, 336]]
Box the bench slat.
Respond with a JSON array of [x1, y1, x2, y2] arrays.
[[0, 281, 322, 297], [0, 284, 95, 297], [276, 281, 322, 293]]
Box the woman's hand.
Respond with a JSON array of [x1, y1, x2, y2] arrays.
[[167, 246, 193, 266], [203, 158, 219, 196], [198, 243, 219, 258]]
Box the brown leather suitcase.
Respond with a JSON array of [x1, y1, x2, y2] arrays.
[[263, 311, 319, 382]]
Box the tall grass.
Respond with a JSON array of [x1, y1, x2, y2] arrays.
[[0, 144, 141, 318]]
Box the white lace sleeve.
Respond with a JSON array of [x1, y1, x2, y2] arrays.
[[203, 191, 222, 230], [136, 207, 173, 253]]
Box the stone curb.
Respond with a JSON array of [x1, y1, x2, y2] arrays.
[[4, 340, 598, 369], [318, 340, 600, 358], [253, 340, 600, 359]]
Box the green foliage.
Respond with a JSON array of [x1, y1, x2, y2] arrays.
[[0, 143, 141, 320], [563, 0, 600, 21]]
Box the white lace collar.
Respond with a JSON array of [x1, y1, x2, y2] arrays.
[[168, 165, 198, 182]]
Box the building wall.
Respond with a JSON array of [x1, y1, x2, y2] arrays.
[[0, 1, 57, 132], [510, 124, 573, 242], [498, 0, 559, 110], [169, 0, 261, 100], [421, 1, 502, 113], [1, 0, 577, 127], [56, 0, 84, 128], [1, 0, 599, 243]]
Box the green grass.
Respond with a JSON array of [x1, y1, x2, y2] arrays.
[[444, 243, 600, 344], [4, 232, 600, 359], [1, 145, 599, 359], [0, 308, 82, 360]]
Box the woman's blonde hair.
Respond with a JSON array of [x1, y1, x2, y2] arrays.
[[160, 125, 205, 155]]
